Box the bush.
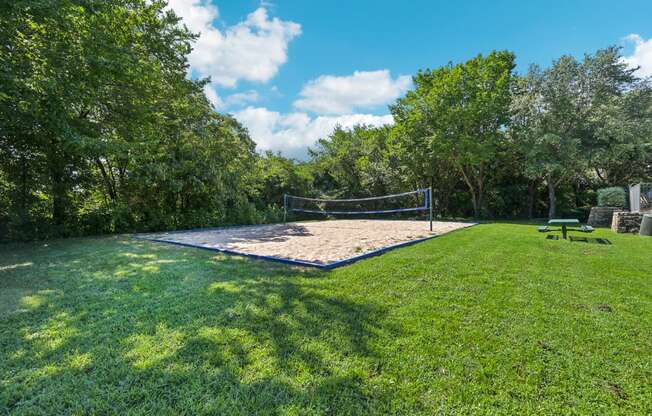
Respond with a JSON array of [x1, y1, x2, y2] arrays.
[[597, 187, 627, 208]]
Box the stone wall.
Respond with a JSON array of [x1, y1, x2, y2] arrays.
[[611, 211, 643, 233], [587, 207, 618, 227]]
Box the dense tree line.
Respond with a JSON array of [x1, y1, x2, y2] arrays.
[[1, 0, 279, 240], [310, 49, 651, 220], [2, 1, 651, 241]]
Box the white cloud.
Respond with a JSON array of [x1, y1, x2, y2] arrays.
[[234, 107, 394, 159], [224, 90, 260, 107], [168, 0, 219, 34], [622, 34, 652, 77], [166, 4, 400, 158], [294, 70, 412, 115], [203, 85, 223, 109], [167, 1, 301, 87]]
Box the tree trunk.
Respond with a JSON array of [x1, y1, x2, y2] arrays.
[[20, 154, 28, 213], [458, 165, 482, 219], [95, 158, 117, 202], [48, 138, 69, 235], [547, 176, 556, 219], [527, 181, 536, 219], [470, 193, 480, 219], [475, 178, 484, 219], [50, 162, 67, 230]]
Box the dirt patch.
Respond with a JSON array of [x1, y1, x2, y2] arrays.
[[606, 382, 628, 401]]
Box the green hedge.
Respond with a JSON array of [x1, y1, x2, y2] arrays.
[[597, 187, 627, 208]]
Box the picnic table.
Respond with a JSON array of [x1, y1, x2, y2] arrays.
[[548, 218, 580, 239]]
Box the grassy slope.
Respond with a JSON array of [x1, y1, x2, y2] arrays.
[[0, 224, 650, 415]]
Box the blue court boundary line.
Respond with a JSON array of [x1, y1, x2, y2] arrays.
[[133, 236, 328, 268], [134, 222, 477, 270]]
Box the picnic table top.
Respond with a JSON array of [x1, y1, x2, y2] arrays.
[[548, 218, 580, 225]]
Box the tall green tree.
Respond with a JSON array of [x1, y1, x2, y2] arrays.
[[587, 87, 652, 185], [511, 47, 650, 217], [391, 51, 515, 218], [510, 61, 585, 218]]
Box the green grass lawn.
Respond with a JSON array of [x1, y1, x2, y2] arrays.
[[1, 224, 651, 415]]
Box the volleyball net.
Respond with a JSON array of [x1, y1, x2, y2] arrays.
[[284, 188, 433, 230]]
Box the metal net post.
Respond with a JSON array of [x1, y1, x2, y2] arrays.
[[283, 194, 288, 223], [428, 187, 433, 231]]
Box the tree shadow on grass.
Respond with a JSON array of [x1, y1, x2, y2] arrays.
[[0, 237, 400, 414]]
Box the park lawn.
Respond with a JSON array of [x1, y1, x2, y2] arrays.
[[0, 223, 651, 415]]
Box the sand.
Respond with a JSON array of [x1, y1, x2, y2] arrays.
[[139, 219, 475, 266]]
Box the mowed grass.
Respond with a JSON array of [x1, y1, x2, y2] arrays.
[[0, 224, 651, 415]]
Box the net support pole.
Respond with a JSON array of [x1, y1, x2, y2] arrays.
[[283, 194, 288, 223], [428, 187, 433, 231]]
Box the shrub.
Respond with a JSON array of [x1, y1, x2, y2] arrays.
[[597, 187, 627, 208]]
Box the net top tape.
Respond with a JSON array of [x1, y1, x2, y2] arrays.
[[286, 188, 429, 203], [290, 206, 427, 215]]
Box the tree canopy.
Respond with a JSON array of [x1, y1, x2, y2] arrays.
[[391, 51, 515, 217], [511, 48, 651, 217]]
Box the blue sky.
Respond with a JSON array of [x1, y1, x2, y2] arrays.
[[168, 0, 652, 158]]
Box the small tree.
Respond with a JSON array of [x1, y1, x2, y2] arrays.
[[596, 187, 627, 208]]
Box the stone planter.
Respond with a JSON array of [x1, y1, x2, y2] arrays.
[[587, 206, 618, 227], [611, 211, 643, 233]]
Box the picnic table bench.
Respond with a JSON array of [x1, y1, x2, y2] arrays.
[[539, 219, 593, 239]]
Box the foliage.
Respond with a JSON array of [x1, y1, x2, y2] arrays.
[[588, 86, 652, 184], [257, 152, 314, 208], [597, 186, 628, 208], [309, 125, 400, 198], [391, 51, 516, 218], [1, 224, 651, 414], [0, 0, 263, 240], [510, 48, 650, 217]]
